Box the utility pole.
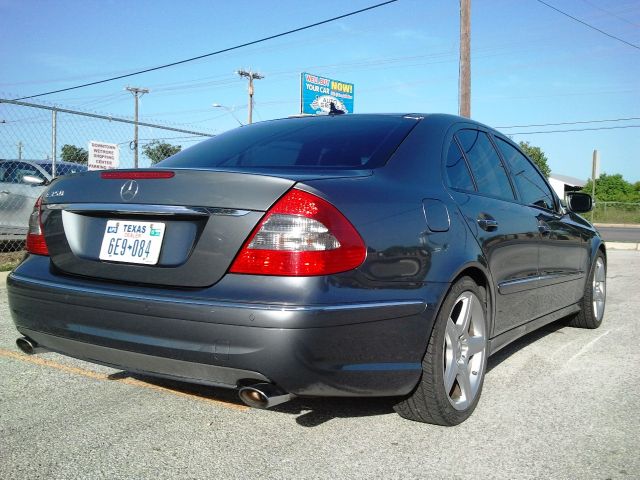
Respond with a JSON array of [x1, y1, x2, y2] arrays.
[[17, 141, 23, 160], [459, 0, 471, 118], [237, 69, 264, 124], [126, 86, 149, 168], [51, 110, 57, 177], [591, 149, 600, 222]]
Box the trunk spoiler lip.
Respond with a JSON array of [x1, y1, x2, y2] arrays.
[[163, 166, 374, 182]]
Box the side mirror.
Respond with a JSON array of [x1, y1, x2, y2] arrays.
[[22, 175, 46, 186], [565, 192, 593, 213]]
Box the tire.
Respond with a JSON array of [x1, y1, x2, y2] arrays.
[[567, 251, 606, 329], [394, 276, 488, 425]]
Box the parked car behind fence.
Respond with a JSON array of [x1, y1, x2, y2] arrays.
[[0, 159, 87, 241]]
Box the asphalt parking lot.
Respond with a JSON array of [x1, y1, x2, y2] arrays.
[[1, 251, 639, 480]]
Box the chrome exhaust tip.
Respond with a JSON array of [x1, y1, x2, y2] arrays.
[[238, 383, 293, 409], [16, 337, 49, 355]]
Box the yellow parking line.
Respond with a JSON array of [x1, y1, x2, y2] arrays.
[[0, 348, 248, 411]]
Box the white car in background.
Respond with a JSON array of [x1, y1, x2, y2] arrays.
[[0, 160, 87, 240]]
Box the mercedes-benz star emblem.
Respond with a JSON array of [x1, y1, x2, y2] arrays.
[[120, 180, 139, 202]]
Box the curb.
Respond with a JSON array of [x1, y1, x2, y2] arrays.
[[595, 223, 640, 229], [605, 242, 640, 251]]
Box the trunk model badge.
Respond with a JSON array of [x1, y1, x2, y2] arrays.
[[120, 180, 139, 202]]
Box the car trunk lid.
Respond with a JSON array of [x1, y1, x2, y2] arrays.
[[41, 169, 298, 287]]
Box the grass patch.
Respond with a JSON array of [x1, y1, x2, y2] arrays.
[[0, 242, 26, 271], [590, 204, 640, 224]]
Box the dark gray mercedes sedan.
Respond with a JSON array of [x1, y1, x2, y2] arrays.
[[8, 114, 606, 425]]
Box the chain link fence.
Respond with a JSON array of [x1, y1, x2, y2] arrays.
[[0, 98, 213, 262], [591, 201, 640, 224]]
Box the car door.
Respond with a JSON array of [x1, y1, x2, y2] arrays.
[[494, 137, 587, 316], [445, 129, 540, 336], [0, 161, 47, 237]]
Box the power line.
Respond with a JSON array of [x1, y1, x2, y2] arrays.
[[117, 135, 209, 145], [498, 116, 640, 128], [580, 0, 640, 28], [508, 124, 640, 135], [536, 0, 640, 50], [13, 0, 398, 101]]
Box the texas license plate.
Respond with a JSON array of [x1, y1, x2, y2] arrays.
[[99, 220, 166, 265]]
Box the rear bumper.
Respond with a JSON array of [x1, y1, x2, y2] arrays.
[[17, 327, 270, 388], [8, 266, 443, 397]]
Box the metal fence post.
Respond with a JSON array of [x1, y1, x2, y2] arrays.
[[51, 109, 57, 177], [0, 97, 215, 259]]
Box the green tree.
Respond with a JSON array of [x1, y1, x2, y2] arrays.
[[518, 141, 551, 178], [582, 173, 640, 202], [142, 140, 181, 165], [60, 144, 88, 164]]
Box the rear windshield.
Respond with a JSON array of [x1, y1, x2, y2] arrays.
[[160, 115, 418, 170]]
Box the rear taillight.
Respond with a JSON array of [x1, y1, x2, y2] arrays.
[[26, 195, 49, 256], [230, 189, 366, 276]]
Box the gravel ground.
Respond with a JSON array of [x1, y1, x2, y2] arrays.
[[0, 251, 638, 480]]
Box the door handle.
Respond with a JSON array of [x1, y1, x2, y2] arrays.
[[477, 216, 498, 231]]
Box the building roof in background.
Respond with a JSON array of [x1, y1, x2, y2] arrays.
[[550, 173, 586, 187]]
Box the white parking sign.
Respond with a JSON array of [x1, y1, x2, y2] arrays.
[[88, 141, 120, 171]]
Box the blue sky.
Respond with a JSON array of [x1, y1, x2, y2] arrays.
[[1, 0, 639, 181]]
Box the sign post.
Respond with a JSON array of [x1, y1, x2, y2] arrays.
[[300, 72, 354, 115], [88, 141, 120, 171], [591, 149, 599, 222]]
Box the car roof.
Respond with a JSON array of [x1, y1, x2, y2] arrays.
[[275, 113, 505, 136]]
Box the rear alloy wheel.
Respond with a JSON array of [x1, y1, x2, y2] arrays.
[[395, 277, 488, 425], [568, 252, 606, 329]]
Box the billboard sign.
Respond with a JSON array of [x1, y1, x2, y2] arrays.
[[88, 141, 120, 171], [300, 72, 354, 115]]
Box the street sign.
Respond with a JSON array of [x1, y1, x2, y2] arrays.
[[88, 141, 120, 171], [300, 72, 354, 115]]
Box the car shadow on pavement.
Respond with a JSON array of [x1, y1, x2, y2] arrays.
[[121, 372, 398, 426], [109, 372, 250, 407], [271, 396, 397, 427], [115, 318, 572, 427], [486, 318, 568, 372]]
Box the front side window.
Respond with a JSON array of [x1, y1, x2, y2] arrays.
[[456, 130, 514, 201], [495, 138, 555, 211]]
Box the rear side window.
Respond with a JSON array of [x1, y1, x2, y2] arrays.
[[39, 163, 87, 177], [495, 138, 555, 210], [0, 162, 46, 184], [456, 129, 514, 201], [160, 116, 418, 170], [445, 140, 475, 191]]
